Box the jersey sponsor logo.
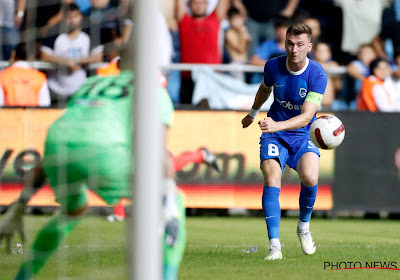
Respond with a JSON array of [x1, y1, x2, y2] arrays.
[[276, 98, 302, 110], [274, 83, 284, 87], [299, 88, 307, 98]]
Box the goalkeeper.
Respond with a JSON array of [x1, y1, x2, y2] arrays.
[[0, 61, 186, 280]]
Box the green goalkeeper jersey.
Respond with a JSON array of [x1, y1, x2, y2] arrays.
[[46, 70, 174, 146]]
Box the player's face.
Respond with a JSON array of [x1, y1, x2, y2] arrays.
[[190, 0, 207, 18], [285, 33, 312, 66]]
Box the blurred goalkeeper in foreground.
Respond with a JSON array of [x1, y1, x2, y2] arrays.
[[0, 59, 187, 280]]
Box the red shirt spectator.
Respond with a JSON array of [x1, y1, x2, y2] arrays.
[[176, 0, 229, 104], [179, 11, 221, 66]]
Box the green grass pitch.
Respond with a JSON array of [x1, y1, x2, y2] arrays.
[[1, 216, 400, 279]]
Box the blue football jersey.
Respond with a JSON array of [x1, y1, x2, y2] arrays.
[[263, 55, 328, 136]]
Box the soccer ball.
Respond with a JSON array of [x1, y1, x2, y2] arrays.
[[309, 115, 345, 150]]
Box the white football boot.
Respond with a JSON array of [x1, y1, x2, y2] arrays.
[[264, 245, 282, 260], [297, 228, 316, 255]]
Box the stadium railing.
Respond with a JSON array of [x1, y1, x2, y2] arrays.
[[0, 61, 348, 76]]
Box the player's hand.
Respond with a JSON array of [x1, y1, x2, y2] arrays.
[[241, 115, 254, 128], [0, 201, 26, 253], [258, 117, 280, 133]]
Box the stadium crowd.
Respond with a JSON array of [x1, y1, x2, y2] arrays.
[[0, 0, 400, 111]]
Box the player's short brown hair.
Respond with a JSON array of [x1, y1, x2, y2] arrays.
[[286, 23, 312, 41]]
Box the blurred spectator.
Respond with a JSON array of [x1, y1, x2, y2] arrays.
[[393, 47, 400, 78], [297, 0, 344, 63], [313, 42, 341, 107], [115, 0, 134, 46], [39, 0, 92, 38], [250, 18, 291, 66], [157, 3, 173, 68], [358, 58, 398, 112], [40, 3, 103, 105], [384, 48, 400, 108], [0, 43, 50, 107], [372, 0, 400, 61], [335, 44, 377, 110], [333, 0, 389, 59], [161, 0, 181, 103], [185, 0, 217, 15], [32, 0, 63, 39], [89, 0, 133, 57], [0, 0, 26, 60], [183, 0, 246, 17], [347, 44, 377, 95], [225, 7, 251, 81], [303, 17, 321, 59], [249, 18, 291, 84], [304, 17, 320, 44], [175, 0, 230, 104], [242, 0, 299, 58]]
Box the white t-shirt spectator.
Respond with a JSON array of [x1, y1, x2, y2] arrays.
[[41, 32, 104, 96], [334, 0, 388, 54], [157, 10, 173, 67], [384, 75, 400, 111], [0, 0, 15, 28]]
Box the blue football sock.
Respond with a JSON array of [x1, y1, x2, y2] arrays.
[[262, 186, 281, 240], [299, 182, 318, 222]]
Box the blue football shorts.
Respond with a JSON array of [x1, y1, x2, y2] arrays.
[[260, 132, 320, 172]]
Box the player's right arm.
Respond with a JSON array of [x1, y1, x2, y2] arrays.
[[241, 82, 273, 128], [259, 100, 319, 133]]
